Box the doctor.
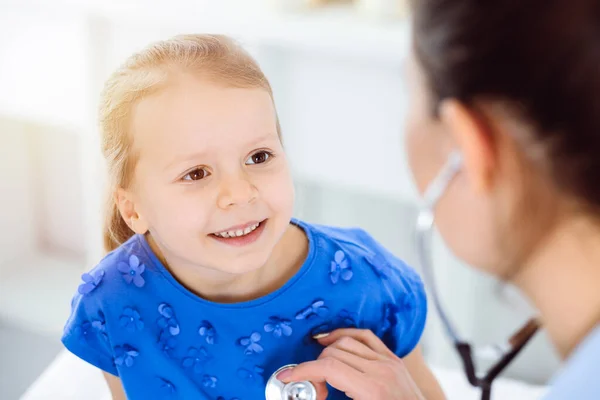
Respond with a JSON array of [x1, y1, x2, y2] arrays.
[[278, 0, 600, 398]]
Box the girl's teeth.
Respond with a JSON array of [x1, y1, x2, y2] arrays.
[[216, 223, 260, 238]]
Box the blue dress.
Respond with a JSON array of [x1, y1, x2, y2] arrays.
[[62, 219, 427, 399]]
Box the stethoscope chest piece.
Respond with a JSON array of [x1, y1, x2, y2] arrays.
[[266, 364, 317, 400]]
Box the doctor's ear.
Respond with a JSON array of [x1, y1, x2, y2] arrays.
[[439, 100, 497, 194]]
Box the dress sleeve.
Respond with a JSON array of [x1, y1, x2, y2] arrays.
[[61, 270, 118, 376]]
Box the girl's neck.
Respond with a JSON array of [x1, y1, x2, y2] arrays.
[[513, 215, 600, 359], [147, 223, 308, 304]]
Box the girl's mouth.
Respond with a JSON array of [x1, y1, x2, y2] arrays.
[[210, 220, 267, 246]]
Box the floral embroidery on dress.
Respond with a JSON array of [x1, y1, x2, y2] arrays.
[[158, 330, 178, 357], [156, 303, 179, 356], [336, 309, 358, 327], [295, 299, 329, 320], [78, 270, 105, 294], [74, 321, 92, 341], [330, 250, 353, 284], [198, 321, 217, 345], [398, 292, 416, 312], [382, 295, 414, 335], [91, 310, 108, 342], [157, 303, 180, 336], [237, 332, 264, 355], [381, 303, 399, 335], [117, 254, 146, 287], [119, 307, 144, 332], [182, 347, 212, 373], [202, 375, 218, 388], [114, 344, 139, 367], [264, 316, 293, 338]]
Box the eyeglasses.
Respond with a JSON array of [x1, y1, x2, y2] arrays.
[[415, 151, 540, 400]]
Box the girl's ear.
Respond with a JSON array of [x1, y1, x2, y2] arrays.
[[115, 188, 149, 234]]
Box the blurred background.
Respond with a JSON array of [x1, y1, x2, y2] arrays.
[[0, 0, 559, 398]]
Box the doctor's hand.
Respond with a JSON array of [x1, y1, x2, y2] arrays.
[[277, 329, 429, 400]]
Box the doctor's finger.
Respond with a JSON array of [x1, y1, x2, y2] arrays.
[[278, 357, 370, 399]]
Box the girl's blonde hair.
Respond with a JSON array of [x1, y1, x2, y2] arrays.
[[100, 34, 280, 253]]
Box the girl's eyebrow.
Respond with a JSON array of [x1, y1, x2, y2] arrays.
[[163, 150, 210, 171], [246, 132, 279, 147]]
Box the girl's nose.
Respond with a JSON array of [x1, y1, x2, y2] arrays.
[[216, 174, 258, 209]]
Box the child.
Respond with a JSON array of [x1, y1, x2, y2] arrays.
[[62, 34, 428, 400]]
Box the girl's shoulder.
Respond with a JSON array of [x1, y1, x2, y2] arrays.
[[298, 219, 421, 285], [297, 220, 427, 357], [78, 234, 152, 297], [61, 234, 154, 376]]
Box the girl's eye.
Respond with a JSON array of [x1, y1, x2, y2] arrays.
[[246, 151, 273, 165], [182, 168, 209, 182]]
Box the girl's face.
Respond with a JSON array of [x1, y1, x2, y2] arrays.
[[121, 75, 295, 276]]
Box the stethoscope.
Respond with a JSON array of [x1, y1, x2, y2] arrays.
[[266, 152, 540, 400], [416, 151, 540, 400]]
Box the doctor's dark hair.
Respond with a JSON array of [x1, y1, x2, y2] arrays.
[[410, 0, 600, 214]]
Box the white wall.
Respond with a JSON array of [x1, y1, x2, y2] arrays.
[[0, 6, 89, 129], [31, 128, 85, 255], [0, 119, 37, 273]]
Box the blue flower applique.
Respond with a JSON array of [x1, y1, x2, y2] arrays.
[[74, 321, 93, 341], [198, 321, 217, 345], [381, 303, 398, 334], [330, 250, 353, 284], [238, 332, 263, 355], [398, 292, 416, 312], [91, 311, 108, 342], [119, 307, 144, 332], [78, 270, 105, 294], [114, 344, 139, 367], [158, 378, 176, 396], [156, 304, 179, 356], [158, 330, 178, 357], [157, 303, 180, 336], [236, 365, 265, 385], [381, 295, 414, 335], [295, 299, 329, 320], [117, 254, 146, 287], [202, 375, 218, 389], [264, 316, 292, 338], [336, 309, 358, 327], [182, 347, 212, 373]]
